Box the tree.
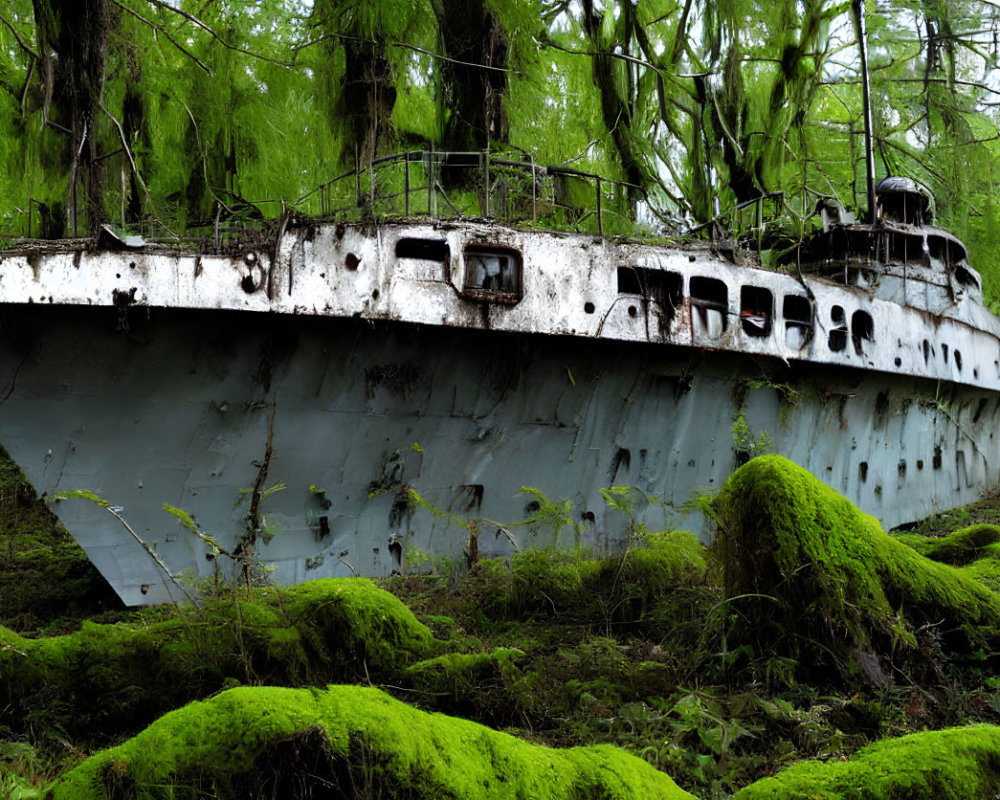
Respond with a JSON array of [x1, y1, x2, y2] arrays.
[[3, 0, 1000, 304]]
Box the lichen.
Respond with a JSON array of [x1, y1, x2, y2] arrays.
[[46, 685, 696, 799], [712, 455, 1000, 679], [735, 724, 1000, 799], [1, 578, 435, 741]]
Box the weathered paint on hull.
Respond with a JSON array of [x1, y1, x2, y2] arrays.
[[2, 303, 996, 605]]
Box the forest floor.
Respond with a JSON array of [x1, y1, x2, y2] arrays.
[[4, 453, 1000, 798]]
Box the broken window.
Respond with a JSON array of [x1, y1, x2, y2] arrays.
[[740, 286, 773, 337], [783, 294, 812, 349], [851, 310, 874, 355], [690, 276, 728, 337], [828, 305, 847, 352], [461, 245, 522, 303]]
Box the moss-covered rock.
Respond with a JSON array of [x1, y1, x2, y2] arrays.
[[1, 578, 435, 743], [893, 524, 1000, 566], [712, 455, 1000, 680], [46, 684, 696, 799], [735, 724, 1000, 799]]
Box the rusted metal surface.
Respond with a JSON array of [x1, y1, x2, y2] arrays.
[[1, 209, 999, 605]]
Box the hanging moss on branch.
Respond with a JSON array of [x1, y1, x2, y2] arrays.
[[735, 724, 1000, 799], [711, 455, 1000, 683], [0, 578, 435, 743], [46, 684, 696, 799]]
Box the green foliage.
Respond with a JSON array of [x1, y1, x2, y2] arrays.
[[476, 531, 707, 627], [48, 490, 108, 508]]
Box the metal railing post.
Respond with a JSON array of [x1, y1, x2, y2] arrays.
[[530, 154, 537, 222], [595, 178, 603, 235], [484, 149, 491, 218], [404, 155, 410, 217]]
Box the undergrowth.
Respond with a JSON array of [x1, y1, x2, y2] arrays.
[[5, 457, 1000, 797]]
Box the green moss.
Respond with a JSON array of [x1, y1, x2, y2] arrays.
[[712, 455, 1000, 679], [46, 685, 695, 799], [1, 579, 435, 743], [892, 524, 1000, 565], [735, 725, 1000, 799]]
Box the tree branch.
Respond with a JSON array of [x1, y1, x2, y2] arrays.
[[141, 0, 292, 68], [109, 0, 212, 75], [294, 32, 515, 74], [0, 13, 39, 61]]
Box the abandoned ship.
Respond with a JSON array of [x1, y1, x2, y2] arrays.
[[1, 150, 999, 605]]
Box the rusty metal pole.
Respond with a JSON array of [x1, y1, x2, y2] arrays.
[[854, 0, 877, 225]]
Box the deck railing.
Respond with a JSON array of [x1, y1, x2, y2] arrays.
[[293, 149, 650, 237]]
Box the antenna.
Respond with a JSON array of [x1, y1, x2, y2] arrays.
[[853, 0, 877, 225]]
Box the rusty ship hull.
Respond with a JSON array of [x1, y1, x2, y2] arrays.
[[2, 216, 999, 604]]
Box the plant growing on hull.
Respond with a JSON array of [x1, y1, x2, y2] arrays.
[[731, 411, 773, 467], [393, 485, 527, 567], [600, 485, 675, 547], [49, 490, 196, 605]]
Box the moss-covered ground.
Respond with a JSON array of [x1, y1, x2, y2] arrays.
[[5, 452, 1000, 798]]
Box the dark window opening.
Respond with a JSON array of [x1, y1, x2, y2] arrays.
[[617, 267, 642, 295], [933, 445, 942, 470], [462, 245, 522, 303], [783, 295, 813, 348], [955, 264, 979, 289], [885, 232, 929, 266], [923, 339, 932, 365], [690, 276, 728, 335], [691, 276, 728, 308], [616, 267, 683, 323], [859, 461, 868, 482], [955, 350, 962, 372], [917, 459, 924, 470], [851, 310, 874, 356], [898, 460, 906, 477], [942, 343, 949, 364], [740, 286, 773, 337], [829, 305, 847, 352], [396, 238, 450, 261]]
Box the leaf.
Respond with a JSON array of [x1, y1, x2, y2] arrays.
[[260, 482, 286, 501], [163, 504, 227, 556], [50, 489, 109, 507]]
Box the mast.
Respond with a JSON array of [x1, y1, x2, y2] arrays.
[[853, 0, 877, 224]]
